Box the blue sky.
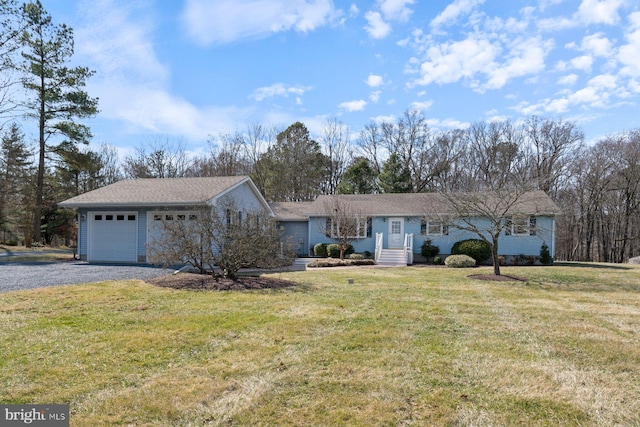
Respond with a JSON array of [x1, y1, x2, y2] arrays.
[[37, 0, 640, 155]]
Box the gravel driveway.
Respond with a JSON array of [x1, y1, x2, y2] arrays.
[[0, 261, 171, 292]]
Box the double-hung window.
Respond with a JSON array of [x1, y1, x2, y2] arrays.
[[421, 218, 448, 236], [505, 215, 536, 236], [325, 217, 371, 239]]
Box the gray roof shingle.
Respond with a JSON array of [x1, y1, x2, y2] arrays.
[[59, 176, 250, 208], [304, 191, 560, 216], [270, 202, 314, 221]]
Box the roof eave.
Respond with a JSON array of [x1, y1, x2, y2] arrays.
[[58, 201, 209, 209]]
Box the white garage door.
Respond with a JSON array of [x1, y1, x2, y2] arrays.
[[89, 212, 138, 262]]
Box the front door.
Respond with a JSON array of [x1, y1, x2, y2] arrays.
[[388, 217, 404, 248]]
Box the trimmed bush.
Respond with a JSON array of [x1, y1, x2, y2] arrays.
[[313, 243, 328, 257], [451, 239, 492, 263], [327, 243, 354, 258], [432, 256, 444, 265], [445, 254, 476, 268], [348, 253, 364, 260], [540, 243, 552, 265], [327, 244, 340, 258], [307, 258, 376, 268], [420, 240, 440, 258]]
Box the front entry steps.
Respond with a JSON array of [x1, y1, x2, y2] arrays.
[[376, 249, 408, 266]]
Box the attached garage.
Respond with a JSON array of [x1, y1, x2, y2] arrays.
[[58, 176, 273, 263], [88, 212, 138, 262]]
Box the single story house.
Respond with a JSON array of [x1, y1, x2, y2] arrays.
[[59, 176, 272, 263], [60, 176, 559, 266], [272, 191, 560, 265]]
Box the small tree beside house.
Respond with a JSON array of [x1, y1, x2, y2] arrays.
[[147, 200, 294, 280], [321, 196, 370, 260]]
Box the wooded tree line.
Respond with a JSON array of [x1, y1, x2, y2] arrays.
[[1, 2, 638, 262]]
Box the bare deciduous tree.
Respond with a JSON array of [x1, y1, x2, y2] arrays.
[[123, 137, 191, 178], [319, 118, 352, 195], [147, 201, 294, 279], [319, 196, 369, 259]]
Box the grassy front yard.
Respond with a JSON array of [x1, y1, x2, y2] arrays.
[[1, 264, 639, 426]]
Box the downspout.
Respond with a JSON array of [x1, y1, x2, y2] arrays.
[[551, 216, 556, 260]]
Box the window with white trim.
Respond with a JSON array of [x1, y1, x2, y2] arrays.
[[325, 217, 371, 239], [421, 218, 448, 235], [505, 215, 536, 236]]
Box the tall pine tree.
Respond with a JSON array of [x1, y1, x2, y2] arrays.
[[19, 0, 98, 244]]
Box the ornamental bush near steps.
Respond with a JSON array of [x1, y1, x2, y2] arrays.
[[451, 239, 492, 263], [327, 243, 354, 258], [313, 243, 328, 257], [445, 254, 476, 268]]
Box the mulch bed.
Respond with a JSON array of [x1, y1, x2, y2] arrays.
[[147, 273, 299, 291], [467, 274, 529, 282]]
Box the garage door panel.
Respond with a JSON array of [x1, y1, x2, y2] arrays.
[[89, 212, 138, 262]]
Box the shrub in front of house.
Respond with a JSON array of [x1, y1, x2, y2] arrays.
[[307, 257, 376, 268], [451, 239, 492, 263], [348, 253, 364, 260], [540, 243, 552, 265], [327, 243, 354, 258], [420, 239, 440, 259], [314, 243, 328, 257], [432, 256, 444, 265], [445, 254, 476, 268]]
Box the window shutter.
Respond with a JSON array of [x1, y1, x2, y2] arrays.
[[505, 216, 512, 236], [529, 216, 537, 236], [325, 218, 332, 237], [366, 217, 372, 237], [443, 224, 449, 236], [420, 218, 427, 235]]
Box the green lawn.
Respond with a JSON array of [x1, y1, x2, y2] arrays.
[[1, 263, 639, 426]]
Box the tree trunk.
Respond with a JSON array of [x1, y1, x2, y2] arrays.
[[32, 91, 46, 245], [492, 236, 501, 276]]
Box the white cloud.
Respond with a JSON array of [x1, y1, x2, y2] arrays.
[[571, 55, 594, 72], [538, 0, 624, 30], [483, 37, 551, 91], [378, 0, 415, 22], [512, 73, 620, 115], [364, 11, 392, 39], [430, 0, 485, 30], [410, 100, 433, 111], [366, 74, 384, 87], [577, 0, 624, 25], [181, 0, 340, 45], [425, 118, 470, 129], [619, 12, 640, 77], [76, 0, 168, 85], [74, 0, 249, 141], [369, 90, 382, 102], [413, 35, 500, 86], [349, 3, 359, 16], [581, 33, 613, 57], [339, 100, 368, 111], [250, 83, 313, 101], [363, 0, 415, 39], [558, 73, 579, 85]]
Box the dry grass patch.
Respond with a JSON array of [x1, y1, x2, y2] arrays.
[[0, 264, 639, 425]]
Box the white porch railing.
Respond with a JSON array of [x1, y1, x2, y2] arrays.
[[404, 233, 414, 265], [375, 233, 383, 263]]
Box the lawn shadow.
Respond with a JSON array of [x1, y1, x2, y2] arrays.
[[554, 261, 633, 271]]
